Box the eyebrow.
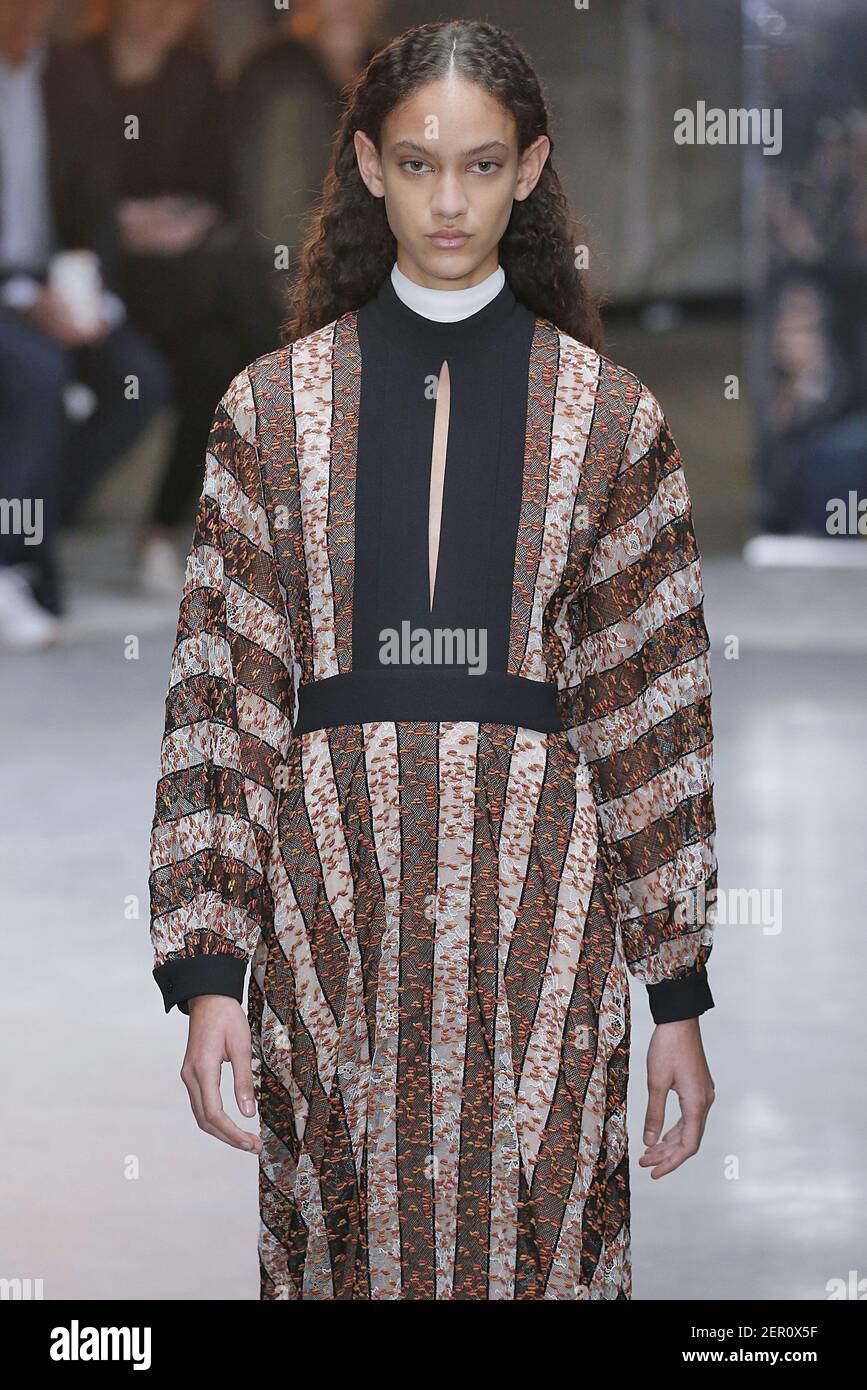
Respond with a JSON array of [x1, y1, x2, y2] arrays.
[[391, 139, 509, 159]]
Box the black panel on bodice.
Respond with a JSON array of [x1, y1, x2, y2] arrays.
[[353, 273, 537, 677]]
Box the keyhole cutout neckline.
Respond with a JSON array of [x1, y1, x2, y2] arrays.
[[365, 264, 519, 624], [428, 358, 450, 610]]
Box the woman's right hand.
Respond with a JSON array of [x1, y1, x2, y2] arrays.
[[180, 996, 262, 1153]]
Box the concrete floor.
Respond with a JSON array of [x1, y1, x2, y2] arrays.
[[1, 532, 865, 1300]]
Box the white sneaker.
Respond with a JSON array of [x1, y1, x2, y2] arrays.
[[139, 532, 185, 597], [0, 566, 61, 649]]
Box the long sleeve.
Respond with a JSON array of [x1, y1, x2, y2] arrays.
[[148, 369, 297, 1015], [558, 386, 717, 1024]]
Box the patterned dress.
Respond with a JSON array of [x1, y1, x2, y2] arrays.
[[148, 271, 717, 1300]]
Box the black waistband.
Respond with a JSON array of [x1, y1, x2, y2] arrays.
[[293, 669, 567, 735]]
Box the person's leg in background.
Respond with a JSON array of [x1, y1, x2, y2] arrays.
[[0, 311, 70, 644], [59, 320, 172, 543], [120, 246, 259, 593], [148, 317, 241, 527]]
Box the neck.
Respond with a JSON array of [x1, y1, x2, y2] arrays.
[[390, 261, 506, 323], [109, 31, 169, 84]]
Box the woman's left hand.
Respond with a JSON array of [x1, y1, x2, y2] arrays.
[[639, 1018, 715, 1177]]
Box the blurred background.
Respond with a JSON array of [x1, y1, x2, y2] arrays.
[[1, 0, 865, 1300]]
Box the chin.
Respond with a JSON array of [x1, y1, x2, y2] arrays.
[[423, 243, 484, 269]]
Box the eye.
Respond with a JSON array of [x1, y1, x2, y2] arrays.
[[400, 158, 432, 176], [471, 160, 501, 175]]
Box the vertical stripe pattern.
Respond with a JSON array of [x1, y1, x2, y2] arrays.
[[150, 310, 718, 1300]]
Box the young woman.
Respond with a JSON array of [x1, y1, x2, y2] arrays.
[[148, 18, 717, 1301]]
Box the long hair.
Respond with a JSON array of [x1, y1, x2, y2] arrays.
[[284, 19, 605, 350]]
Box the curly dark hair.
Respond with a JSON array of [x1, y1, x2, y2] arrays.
[[283, 18, 605, 350]]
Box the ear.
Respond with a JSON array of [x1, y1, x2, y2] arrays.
[[354, 130, 385, 198], [514, 134, 551, 202]]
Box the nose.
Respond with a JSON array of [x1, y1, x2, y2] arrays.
[[429, 171, 470, 224]]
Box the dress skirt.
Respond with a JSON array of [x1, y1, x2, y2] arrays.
[[248, 719, 631, 1300]]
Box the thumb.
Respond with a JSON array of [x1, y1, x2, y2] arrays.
[[227, 1036, 257, 1120]]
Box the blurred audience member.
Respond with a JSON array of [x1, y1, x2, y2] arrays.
[[77, 0, 265, 595], [0, 0, 170, 648], [231, 0, 387, 343], [759, 10, 867, 535]]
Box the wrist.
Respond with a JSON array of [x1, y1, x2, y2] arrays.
[[653, 1014, 701, 1031], [187, 993, 243, 1014]]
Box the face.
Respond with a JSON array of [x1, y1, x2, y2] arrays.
[[116, 0, 201, 49], [310, 0, 382, 26], [0, 0, 56, 60], [354, 75, 550, 290]]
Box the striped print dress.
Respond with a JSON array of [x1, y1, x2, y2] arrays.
[[148, 274, 717, 1300]]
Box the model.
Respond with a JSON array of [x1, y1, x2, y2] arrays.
[[148, 18, 717, 1300]]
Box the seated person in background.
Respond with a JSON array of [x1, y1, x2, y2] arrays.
[[0, 0, 170, 649], [77, 0, 273, 595]]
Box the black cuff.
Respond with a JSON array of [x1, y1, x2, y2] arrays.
[[646, 966, 714, 1024], [153, 953, 248, 1016]]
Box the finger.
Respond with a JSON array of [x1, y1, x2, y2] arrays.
[[645, 1107, 705, 1177], [228, 1039, 259, 1125], [646, 1142, 693, 1178], [198, 1072, 258, 1150], [637, 1132, 676, 1163], [180, 1065, 240, 1149], [182, 1065, 220, 1139], [655, 1115, 689, 1149], [192, 1055, 259, 1152], [181, 1065, 205, 1127], [637, 1130, 680, 1165], [642, 1082, 668, 1146], [231, 1056, 257, 1119], [641, 1076, 710, 1154]]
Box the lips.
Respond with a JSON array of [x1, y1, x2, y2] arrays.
[[428, 232, 470, 248]]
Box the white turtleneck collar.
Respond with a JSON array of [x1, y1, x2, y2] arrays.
[[390, 260, 506, 322]]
